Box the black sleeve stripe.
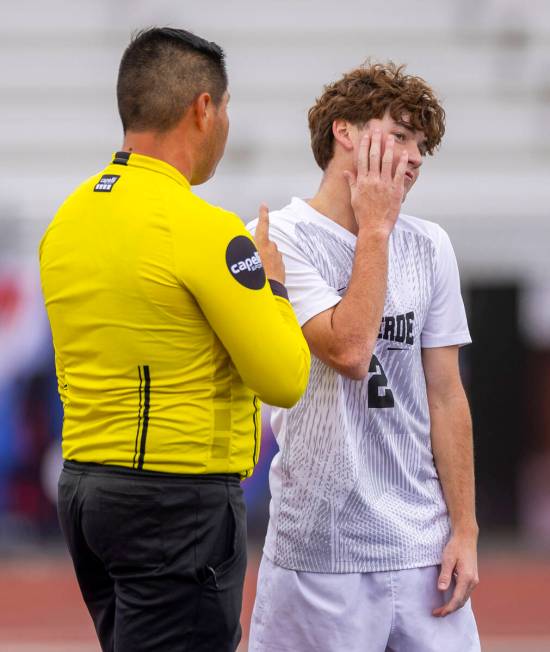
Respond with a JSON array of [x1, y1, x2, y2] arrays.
[[268, 279, 289, 301], [133, 365, 143, 469], [137, 365, 151, 470], [251, 395, 259, 468]]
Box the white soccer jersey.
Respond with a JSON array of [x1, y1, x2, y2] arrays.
[[248, 197, 471, 573]]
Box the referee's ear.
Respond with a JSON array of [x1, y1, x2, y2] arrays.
[[193, 92, 215, 133]]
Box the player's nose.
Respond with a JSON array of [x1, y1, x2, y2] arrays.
[[407, 142, 423, 168]]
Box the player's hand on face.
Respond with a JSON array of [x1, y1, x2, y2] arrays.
[[432, 533, 479, 618], [343, 129, 408, 237], [253, 203, 285, 285]]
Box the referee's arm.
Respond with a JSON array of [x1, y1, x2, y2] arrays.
[[179, 210, 310, 409]]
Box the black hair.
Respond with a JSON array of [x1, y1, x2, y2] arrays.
[[117, 27, 228, 133]]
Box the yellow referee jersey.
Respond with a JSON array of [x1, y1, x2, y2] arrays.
[[39, 152, 310, 477]]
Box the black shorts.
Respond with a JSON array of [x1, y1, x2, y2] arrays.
[[58, 460, 247, 652]]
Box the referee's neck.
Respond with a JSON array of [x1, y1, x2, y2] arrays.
[[121, 129, 196, 183]]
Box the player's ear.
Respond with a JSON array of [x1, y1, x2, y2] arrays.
[[332, 119, 355, 153]]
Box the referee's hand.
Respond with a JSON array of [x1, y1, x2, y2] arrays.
[[254, 204, 286, 285]]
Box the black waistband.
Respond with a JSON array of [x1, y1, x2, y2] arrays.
[[63, 459, 241, 485]]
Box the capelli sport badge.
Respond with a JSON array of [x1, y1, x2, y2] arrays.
[[226, 236, 266, 290], [94, 175, 120, 192]]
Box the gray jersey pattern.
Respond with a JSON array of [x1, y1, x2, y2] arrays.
[[265, 217, 455, 573]]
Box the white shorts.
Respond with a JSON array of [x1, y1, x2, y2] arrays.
[[249, 555, 480, 652]]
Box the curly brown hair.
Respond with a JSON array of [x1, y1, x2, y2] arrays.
[[308, 61, 445, 170]]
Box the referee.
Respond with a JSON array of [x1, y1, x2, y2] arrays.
[[39, 28, 310, 652]]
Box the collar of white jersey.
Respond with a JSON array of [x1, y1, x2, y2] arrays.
[[289, 197, 359, 248]]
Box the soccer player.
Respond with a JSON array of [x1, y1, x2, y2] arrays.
[[39, 28, 310, 652], [247, 62, 480, 651]]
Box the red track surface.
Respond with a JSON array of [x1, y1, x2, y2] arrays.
[[0, 549, 548, 649]]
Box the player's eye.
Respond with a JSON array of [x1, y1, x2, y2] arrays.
[[393, 132, 406, 142]]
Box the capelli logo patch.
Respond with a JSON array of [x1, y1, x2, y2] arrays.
[[94, 175, 120, 192], [225, 236, 266, 290], [231, 251, 262, 275]]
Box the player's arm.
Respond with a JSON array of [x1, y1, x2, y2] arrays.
[[423, 345, 479, 618], [181, 207, 310, 409], [302, 130, 408, 380]]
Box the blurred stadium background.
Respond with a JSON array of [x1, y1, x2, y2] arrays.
[[1, 1, 550, 650]]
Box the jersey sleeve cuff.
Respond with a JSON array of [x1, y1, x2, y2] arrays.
[[421, 331, 472, 348], [268, 279, 290, 301], [298, 296, 342, 328]]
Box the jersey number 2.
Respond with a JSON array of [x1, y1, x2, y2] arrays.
[[368, 354, 395, 408]]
